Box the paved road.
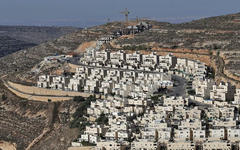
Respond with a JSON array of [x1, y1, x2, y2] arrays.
[[167, 75, 187, 97]]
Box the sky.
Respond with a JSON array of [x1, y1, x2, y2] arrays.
[[0, 0, 240, 27]]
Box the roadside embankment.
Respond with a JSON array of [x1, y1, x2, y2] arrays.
[[4, 81, 97, 102]]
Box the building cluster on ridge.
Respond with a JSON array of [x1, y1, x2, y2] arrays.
[[37, 34, 240, 150]]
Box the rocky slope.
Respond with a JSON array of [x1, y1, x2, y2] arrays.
[[0, 26, 79, 58]]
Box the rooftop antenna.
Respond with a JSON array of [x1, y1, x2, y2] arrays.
[[121, 8, 130, 23]]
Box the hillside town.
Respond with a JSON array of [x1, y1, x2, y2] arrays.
[[36, 38, 240, 149], [3, 2, 240, 149]]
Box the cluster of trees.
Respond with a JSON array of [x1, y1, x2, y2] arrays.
[[206, 66, 215, 79], [151, 94, 163, 105], [70, 95, 96, 133], [95, 113, 108, 125]]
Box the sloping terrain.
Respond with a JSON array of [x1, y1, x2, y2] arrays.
[[0, 80, 82, 150], [113, 13, 240, 87], [1, 12, 240, 150], [0, 36, 36, 57], [0, 26, 79, 44], [0, 23, 123, 80], [0, 26, 79, 58], [0, 23, 121, 150]]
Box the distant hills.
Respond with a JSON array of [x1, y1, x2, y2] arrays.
[[1, 12, 240, 77], [0, 26, 79, 57]]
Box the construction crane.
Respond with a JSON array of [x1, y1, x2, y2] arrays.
[[121, 8, 130, 23]]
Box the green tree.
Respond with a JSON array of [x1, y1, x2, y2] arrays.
[[73, 96, 85, 103], [96, 113, 108, 125], [1, 94, 7, 101]]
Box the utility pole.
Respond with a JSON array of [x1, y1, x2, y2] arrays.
[[121, 8, 130, 23]]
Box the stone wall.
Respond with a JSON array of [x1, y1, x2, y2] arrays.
[[5, 81, 98, 102]]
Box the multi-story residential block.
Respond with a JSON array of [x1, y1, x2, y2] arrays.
[[205, 107, 220, 119], [167, 141, 195, 150], [131, 139, 158, 150], [227, 128, 240, 142], [208, 128, 225, 141], [110, 50, 126, 65], [94, 50, 110, 63], [219, 107, 235, 119], [179, 119, 202, 130], [192, 129, 206, 142], [37, 75, 52, 88], [174, 129, 191, 141], [234, 89, 240, 104], [202, 141, 231, 150], [157, 128, 171, 142], [193, 79, 214, 99], [126, 51, 142, 66], [142, 52, 159, 67], [159, 53, 177, 68], [211, 118, 236, 128], [210, 82, 235, 101], [163, 96, 188, 108]]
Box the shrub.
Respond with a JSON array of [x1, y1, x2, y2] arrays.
[[73, 96, 85, 103], [96, 113, 108, 125], [1, 94, 7, 101]]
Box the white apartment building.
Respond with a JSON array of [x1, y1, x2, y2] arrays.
[[208, 128, 225, 141], [126, 51, 142, 66], [193, 79, 214, 99], [202, 141, 231, 150], [142, 52, 159, 67], [227, 128, 240, 142], [131, 139, 158, 150], [110, 50, 126, 65], [167, 141, 195, 150], [234, 89, 240, 104], [163, 96, 188, 108], [157, 128, 171, 142], [94, 50, 110, 63], [174, 129, 191, 141], [192, 129, 206, 142], [205, 107, 220, 119], [179, 119, 202, 130], [210, 82, 235, 101], [159, 53, 177, 68], [219, 107, 235, 119], [211, 118, 236, 128]]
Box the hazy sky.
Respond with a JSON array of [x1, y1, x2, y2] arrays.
[[0, 0, 240, 27]]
